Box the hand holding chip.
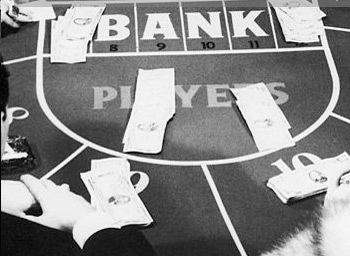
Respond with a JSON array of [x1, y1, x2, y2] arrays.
[[1, 0, 20, 27], [1, 0, 32, 27], [19, 174, 95, 231]]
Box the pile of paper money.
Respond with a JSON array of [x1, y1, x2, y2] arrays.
[[81, 158, 153, 227], [267, 152, 350, 204], [51, 4, 105, 63], [270, 0, 326, 43], [123, 68, 176, 154], [230, 83, 294, 152]]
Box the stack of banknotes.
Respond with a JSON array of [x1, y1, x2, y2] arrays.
[[123, 68, 176, 154], [270, 0, 326, 43], [230, 83, 294, 152], [51, 4, 105, 63], [267, 152, 350, 204], [81, 158, 153, 227]]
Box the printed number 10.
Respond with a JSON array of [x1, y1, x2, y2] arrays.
[[201, 41, 215, 50]]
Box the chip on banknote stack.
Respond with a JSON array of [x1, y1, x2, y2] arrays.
[[230, 83, 295, 152], [123, 68, 176, 154], [50, 4, 105, 63], [267, 152, 350, 203], [1, 135, 36, 175], [269, 0, 326, 43]]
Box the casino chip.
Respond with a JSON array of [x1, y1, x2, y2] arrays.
[[1, 135, 36, 175]]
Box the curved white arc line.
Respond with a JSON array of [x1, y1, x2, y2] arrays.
[[290, 0, 339, 143], [35, 72, 285, 166], [293, 34, 340, 142], [35, 26, 339, 167], [34, 19, 279, 166]]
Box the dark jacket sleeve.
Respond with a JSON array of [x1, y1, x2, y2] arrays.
[[1, 212, 82, 256], [2, 212, 157, 256], [83, 228, 157, 256]]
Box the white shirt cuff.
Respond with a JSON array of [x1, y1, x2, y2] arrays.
[[72, 212, 120, 249]]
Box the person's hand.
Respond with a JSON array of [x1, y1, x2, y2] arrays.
[[20, 175, 95, 231], [324, 162, 350, 215], [1, 180, 36, 216], [1, 0, 20, 27], [1, 0, 32, 28]]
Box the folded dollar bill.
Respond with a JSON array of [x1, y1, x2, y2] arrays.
[[81, 158, 153, 227], [50, 4, 105, 63], [231, 83, 294, 151], [123, 68, 175, 153], [63, 4, 105, 41], [267, 152, 350, 204], [51, 19, 88, 63]]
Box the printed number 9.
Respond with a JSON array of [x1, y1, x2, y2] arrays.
[[157, 43, 166, 50]]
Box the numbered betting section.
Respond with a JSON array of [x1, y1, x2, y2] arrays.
[[45, 0, 322, 55]]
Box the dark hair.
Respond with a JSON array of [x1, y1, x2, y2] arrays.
[[0, 54, 10, 120]]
